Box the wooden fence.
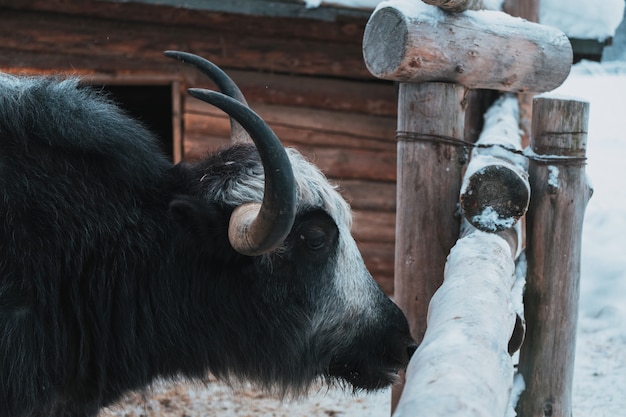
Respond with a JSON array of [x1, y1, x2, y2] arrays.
[[363, 1, 591, 416]]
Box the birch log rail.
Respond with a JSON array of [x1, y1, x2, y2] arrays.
[[393, 227, 519, 417], [460, 94, 530, 232]]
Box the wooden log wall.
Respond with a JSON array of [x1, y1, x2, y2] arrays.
[[0, 0, 400, 294]]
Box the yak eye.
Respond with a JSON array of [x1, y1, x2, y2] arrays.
[[300, 227, 326, 251], [295, 210, 338, 254]]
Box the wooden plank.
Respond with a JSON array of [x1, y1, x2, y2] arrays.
[[0, 0, 369, 44], [184, 132, 396, 182], [106, 0, 373, 21], [0, 8, 373, 79], [184, 112, 396, 153], [189, 69, 398, 117], [358, 241, 395, 295], [184, 113, 231, 138], [292, 145, 396, 182], [503, 0, 539, 22], [352, 210, 395, 244], [185, 98, 397, 145], [183, 131, 397, 182], [171, 79, 183, 163], [337, 179, 396, 212], [183, 134, 231, 159]]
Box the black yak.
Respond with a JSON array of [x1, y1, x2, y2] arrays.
[[0, 51, 415, 417]]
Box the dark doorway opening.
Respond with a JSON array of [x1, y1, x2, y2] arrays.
[[97, 85, 174, 160]]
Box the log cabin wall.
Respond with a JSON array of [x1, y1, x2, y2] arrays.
[[0, 0, 399, 293]]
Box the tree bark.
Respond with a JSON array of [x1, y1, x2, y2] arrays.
[[391, 82, 468, 411], [363, 2, 571, 92], [516, 96, 592, 417]]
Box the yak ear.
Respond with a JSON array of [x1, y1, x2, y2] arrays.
[[169, 196, 226, 245]]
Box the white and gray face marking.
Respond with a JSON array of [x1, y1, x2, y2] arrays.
[[201, 146, 385, 318], [199, 145, 413, 390], [285, 150, 384, 319]]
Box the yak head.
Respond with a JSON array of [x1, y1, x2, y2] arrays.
[[165, 52, 416, 395]]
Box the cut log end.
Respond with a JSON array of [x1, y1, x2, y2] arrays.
[[531, 96, 590, 158], [461, 164, 530, 232], [363, 7, 408, 79]]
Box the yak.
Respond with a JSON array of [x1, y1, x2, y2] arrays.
[[0, 51, 416, 417]]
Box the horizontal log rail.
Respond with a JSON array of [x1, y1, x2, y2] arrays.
[[393, 226, 519, 417], [363, 2, 572, 92]]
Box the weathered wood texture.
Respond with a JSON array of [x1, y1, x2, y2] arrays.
[[391, 82, 468, 409], [393, 228, 517, 417], [460, 95, 530, 232], [516, 96, 592, 417], [0, 1, 373, 80], [362, 2, 572, 92], [503, 0, 539, 23]]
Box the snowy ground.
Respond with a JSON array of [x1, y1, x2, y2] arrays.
[[556, 61, 626, 416], [98, 60, 626, 417]]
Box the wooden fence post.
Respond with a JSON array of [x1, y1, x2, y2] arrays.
[[516, 96, 592, 417], [392, 82, 468, 411]]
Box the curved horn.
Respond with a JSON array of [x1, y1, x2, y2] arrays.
[[188, 88, 296, 256], [164, 50, 251, 143]]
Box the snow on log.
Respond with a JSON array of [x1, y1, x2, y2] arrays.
[[393, 229, 518, 417], [460, 94, 530, 233], [362, 1, 572, 92], [421, 0, 484, 12], [516, 96, 592, 417]]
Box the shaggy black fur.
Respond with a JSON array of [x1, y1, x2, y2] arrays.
[[0, 76, 414, 417]]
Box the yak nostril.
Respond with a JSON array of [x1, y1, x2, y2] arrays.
[[407, 342, 418, 359]]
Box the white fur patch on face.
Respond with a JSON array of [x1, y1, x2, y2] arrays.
[[332, 230, 382, 314], [287, 149, 381, 315]]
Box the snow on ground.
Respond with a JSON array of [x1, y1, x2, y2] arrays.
[[540, 0, 624, 41]]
